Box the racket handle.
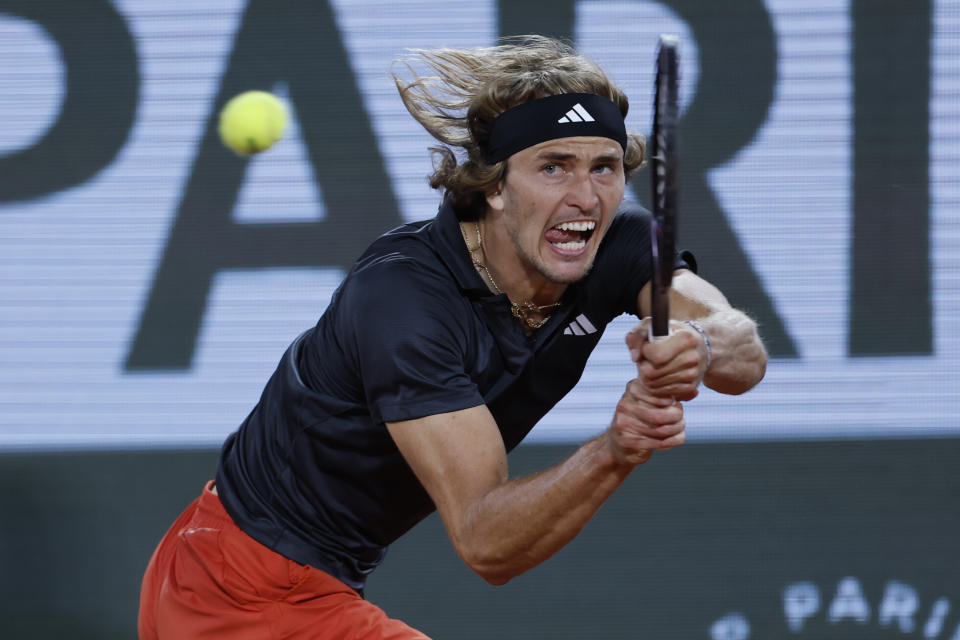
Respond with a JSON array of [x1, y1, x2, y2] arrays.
[[648, 323, 671, 343]]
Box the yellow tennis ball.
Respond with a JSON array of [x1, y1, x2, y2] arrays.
[[218, 91, 288, 155]]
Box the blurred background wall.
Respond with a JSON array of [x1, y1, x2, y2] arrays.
[[0, 1, 957, 638]]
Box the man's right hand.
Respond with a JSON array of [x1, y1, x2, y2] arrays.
[[606, 376, 686, 466]]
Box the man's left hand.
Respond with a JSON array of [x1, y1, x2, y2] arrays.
[[626, 319, 708, 401]]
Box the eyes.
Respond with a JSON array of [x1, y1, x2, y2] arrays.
[[541, 162, 617, 176], [542, 163, 561, 175]]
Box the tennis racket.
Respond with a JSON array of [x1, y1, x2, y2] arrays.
[[649, 34, 680, 342]]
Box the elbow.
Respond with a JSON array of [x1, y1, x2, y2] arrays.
[[477, 569, 514, 586], [445, 498, 546, 587], [461, 551, 520, 586], [456, 541, 526, 586]]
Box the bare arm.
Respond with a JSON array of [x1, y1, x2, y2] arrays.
[[386, 380, 684, 585], [637, 269, 768, 397]]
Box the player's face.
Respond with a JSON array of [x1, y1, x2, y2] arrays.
[[486, 137, 626, 286]]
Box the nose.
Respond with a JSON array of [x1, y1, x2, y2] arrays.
[[565, 171, 600, 211]]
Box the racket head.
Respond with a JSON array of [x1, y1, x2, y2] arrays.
[[650, 34, 680, 340]]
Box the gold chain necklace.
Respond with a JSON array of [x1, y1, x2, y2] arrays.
[[462, 222, 561, 330]]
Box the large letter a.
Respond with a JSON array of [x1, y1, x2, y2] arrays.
[[126, 0, 401, 370]]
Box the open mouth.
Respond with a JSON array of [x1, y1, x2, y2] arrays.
[[546, 220, 597, 252]]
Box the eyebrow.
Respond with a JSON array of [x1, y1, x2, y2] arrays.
[[536, 151, 623, 163], [593, 153, 623, 164]]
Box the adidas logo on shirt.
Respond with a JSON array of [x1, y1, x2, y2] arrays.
[[557, 103, 596, 124], [563, 314, 598, 336]]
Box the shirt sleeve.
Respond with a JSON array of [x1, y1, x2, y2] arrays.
[[337, 254, 484, 424], [591, 201, 696, 319]]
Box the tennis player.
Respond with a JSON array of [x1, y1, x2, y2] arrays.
[[138, 35, 767, 640]]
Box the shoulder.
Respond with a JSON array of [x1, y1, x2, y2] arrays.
[[334, 225, 469, 333], [598, 200, 697, 274], [348, 220, 454, 293], [615, 199, 653, 221], [607, 200, 652, 237], [565, 200, 654, 316], [591, 200, 652, 263]]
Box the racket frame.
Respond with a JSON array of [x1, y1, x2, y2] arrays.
[[649, 34, 680, 342]]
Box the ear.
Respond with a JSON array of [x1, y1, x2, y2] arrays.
[[485, 183, 505, 212]]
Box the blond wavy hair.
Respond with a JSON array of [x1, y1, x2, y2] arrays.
[[393, 35, 646, 219]]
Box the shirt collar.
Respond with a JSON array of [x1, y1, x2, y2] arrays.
[[430, 198, 591, 304], [429, 200, 581, 346], [431, 200, 492, 297]]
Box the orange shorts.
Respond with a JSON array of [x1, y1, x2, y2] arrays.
[[138, 481, 430, 640]]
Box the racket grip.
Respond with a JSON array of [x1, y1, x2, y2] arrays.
[[648, 323, 671, 343]]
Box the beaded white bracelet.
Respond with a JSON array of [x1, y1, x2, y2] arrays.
[[684, 320, 712, 370]]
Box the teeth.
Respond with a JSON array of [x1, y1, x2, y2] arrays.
[[556, 221, 596, 232], [552, 240, 587, 251]]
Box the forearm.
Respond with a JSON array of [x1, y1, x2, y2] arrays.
[[694, 309, 767, 395], [451, 435, 632, 585], [659, 270, 768, 395], [389, 387, 682, 587]]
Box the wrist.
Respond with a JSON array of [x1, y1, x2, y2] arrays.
[[599, 428, 652, 469], [683, 320, 712, 371]]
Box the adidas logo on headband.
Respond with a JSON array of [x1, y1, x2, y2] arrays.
[[558, 103, 596, 124], [483, 93, 628, 164]]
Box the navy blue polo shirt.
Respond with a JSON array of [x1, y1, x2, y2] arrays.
[[215, 200, 692, 593]]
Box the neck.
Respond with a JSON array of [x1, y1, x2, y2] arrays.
[[473, 219, 566, 307], [461, 220, 565, 332]]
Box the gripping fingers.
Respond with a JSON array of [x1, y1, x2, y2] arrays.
[[612, 386, 686, 452], [616, 399, 684, 434], [611, 411, 686, 453], [638, 330, 704, 401], [623, 378, 674, 407]]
